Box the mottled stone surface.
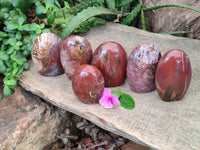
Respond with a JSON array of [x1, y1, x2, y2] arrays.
[[0, 75, 70, 150], [91, 41, 127, 87], [19, 23, 200, 150], [155, 49, 192, 101]]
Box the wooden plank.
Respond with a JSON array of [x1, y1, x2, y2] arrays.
[[19, 23, 200, 150]]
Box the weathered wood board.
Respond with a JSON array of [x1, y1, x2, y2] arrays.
[[19, 23, 200, 150]]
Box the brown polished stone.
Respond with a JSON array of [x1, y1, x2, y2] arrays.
[[72, 65, 104, 104], [155, 49, 192, 101], [31, 32, 64, 76], [61, 36, 92, 79], [91, 41, 127, 87]]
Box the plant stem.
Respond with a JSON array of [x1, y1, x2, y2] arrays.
[[99, 0, 104, 7], [160, 31, 191, 35], [143, 4, 200, 13], [139, 0, 147, 31]]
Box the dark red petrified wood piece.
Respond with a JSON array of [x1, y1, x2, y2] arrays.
[[72, 65, 104, 104], [60, 36, 92, 79], [127, 43, 161, 93], [31, 32, 64, 76], [155, 49, 192, 101], [91, 41, 127, 87]]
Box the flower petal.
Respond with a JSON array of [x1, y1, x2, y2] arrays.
[[110, 95, 120, 106], [102, 88, 111, 96], [99, 97, 113, 108]]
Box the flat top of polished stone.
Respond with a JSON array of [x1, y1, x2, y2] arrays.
[[19, 23, 200, 150]]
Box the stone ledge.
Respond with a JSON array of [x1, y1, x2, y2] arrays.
[[19, 23, 200, 150]]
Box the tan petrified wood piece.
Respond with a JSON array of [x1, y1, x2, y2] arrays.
[[19, 23, 200, 150]]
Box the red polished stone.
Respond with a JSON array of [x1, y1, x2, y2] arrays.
[[72, 65, 104, 104], [60, 36, 92, 79], [31, 32, 64, 76], [155, 49, 192, 101], [91, 41, 127, 87], [127, 43, 161, 93]]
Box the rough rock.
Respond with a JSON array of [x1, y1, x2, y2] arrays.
[[121, 141, 149, 150], [143, 0, 200, 39], [0, 75, 71, 150]]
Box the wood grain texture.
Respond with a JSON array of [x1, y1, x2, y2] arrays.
[[19, 23, 200, 150]]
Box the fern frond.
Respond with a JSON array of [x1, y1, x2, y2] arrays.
[[106, 0, 115, 9], [119, 0, 135, 7], [121, 4, 141, 25], [61, 7, 117, 39], [67, 1, 94, 15]]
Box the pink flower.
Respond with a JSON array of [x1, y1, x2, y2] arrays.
[[99, 88, 120, 109]]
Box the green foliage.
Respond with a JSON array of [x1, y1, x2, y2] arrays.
[[61, 7, 117, 39], [0, 2, 48, 97], [119, 0, 135, 7], [111, 88, 135, 110], [139, 0, 147, 30], [106, 0, 115, 9], [121, 4, 141, 25]]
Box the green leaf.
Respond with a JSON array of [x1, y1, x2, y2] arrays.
[[29, 23, 38, 31], [0, 31, 8, 37], [0, 64, 6, 73], [0, 53, 9, 60], [64, 1, 70, 9], [0, 59, 3, 66], [22, 24, 30, 31], [93, 18, 106, 26], [16, 41, 23, 47], [23, 62, 29, 70], [0, 95, 2, 102], [121, 3, 141, 25], [7, 22, 19, 30], [8, 38, 16, 46], [35, 5, 46, 15], [55, 0, 61, 8], [15, 32, 22, 40], [111, 90, 121, 98], [139, 0, 147, 31], [4, 60, 11, 67], [119, 93, 135, 110], [47, 12, 55, 24], [7, 47, 15, 55], [18, 16, 25, 25], [4, 79, 17, 87], [106, 0, 115, 9], [61, 7, 117, 39], [119, 0, 135, 7], [45, 0, 54, 4], [10, 53, 17, 61], [3, 86, 14, 96], [1, 0, 13, 7], [12, 67, 19, 75], [13, 0, 23, 8]]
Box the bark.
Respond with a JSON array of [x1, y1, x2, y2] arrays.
[[142, 0, 200, 39]]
